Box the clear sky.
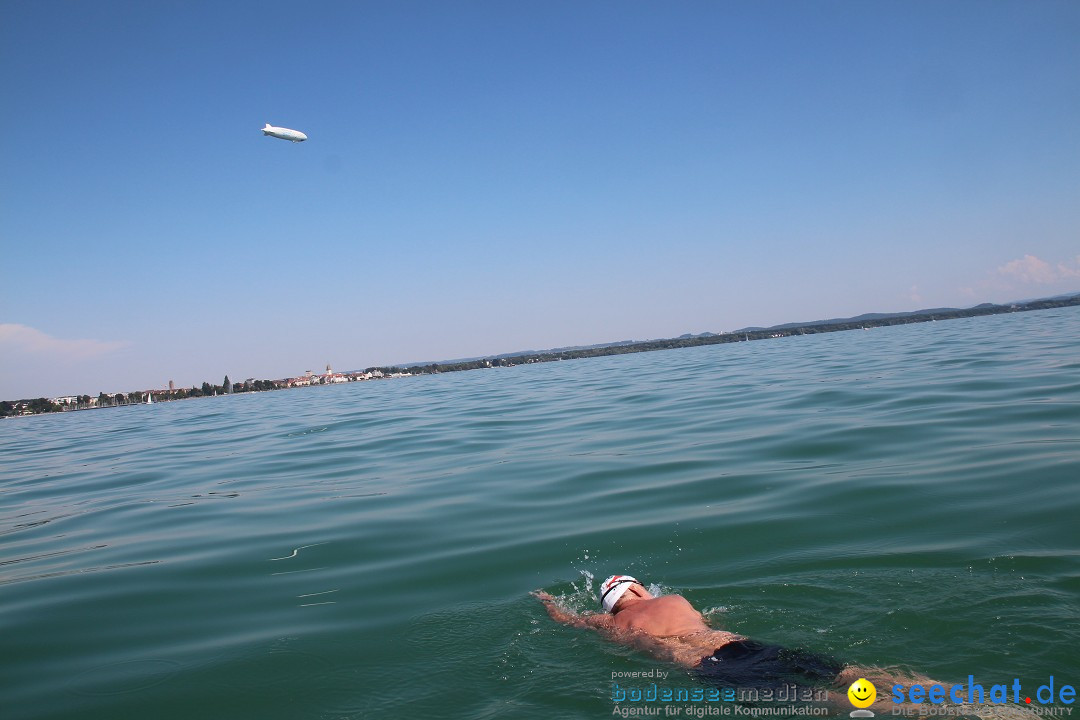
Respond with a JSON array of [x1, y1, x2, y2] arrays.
[[2, 1, 1078, 399]]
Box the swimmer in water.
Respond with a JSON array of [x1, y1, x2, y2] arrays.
[[534, 574, 930, 712]]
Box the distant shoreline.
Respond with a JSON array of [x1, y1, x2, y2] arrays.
[[4, 293, 1078, 417], [377, 293, 1080, 373]]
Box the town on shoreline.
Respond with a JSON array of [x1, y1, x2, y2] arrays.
[[4, 293, 1078, 418]]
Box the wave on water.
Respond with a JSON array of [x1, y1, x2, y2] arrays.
[[2, 308, 1078, 719]]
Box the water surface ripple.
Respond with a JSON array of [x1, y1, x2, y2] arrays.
[[2, 308, 1078, 719]]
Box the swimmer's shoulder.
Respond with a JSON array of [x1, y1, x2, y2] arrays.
[[650, 594, 699, 613]]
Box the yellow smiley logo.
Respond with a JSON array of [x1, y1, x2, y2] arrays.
[[848, 678, 877, 708]]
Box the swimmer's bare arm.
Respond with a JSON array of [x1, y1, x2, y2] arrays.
[[532, 591, 615, 631], [532, 591, 689, 666]]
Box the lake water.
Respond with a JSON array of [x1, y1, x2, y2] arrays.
[[2, 308, 1078, 720]]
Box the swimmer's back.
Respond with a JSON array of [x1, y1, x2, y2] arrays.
[[613, 595, 710, 637]]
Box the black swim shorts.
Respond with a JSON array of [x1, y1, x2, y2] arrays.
[[694, 640, 843, 689]]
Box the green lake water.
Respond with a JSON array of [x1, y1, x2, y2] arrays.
[[2, 307, 1078, 719]]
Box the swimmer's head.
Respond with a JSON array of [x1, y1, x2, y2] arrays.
[[599, 574, 641, 613]]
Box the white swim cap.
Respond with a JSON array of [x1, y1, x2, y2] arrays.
[[599, 574, 639, 613]]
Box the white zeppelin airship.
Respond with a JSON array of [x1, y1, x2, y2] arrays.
[[261, 123, 307, 142]]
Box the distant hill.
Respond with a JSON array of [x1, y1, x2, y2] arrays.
[[735, 305, 988, 333], [1009, 290, 1080, 305], [377, 291, 1079, 373], [398, 339, 644, 368], [734, 294, 1080, 333], [397, 333, 721, 368]]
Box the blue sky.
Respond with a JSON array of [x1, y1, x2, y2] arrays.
[[2, 0, 1078, 399]]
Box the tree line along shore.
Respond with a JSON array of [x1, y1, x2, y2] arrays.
[[4, 294, 1077, 418]]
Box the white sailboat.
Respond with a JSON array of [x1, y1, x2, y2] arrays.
[[146, 390, 153, 405]]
